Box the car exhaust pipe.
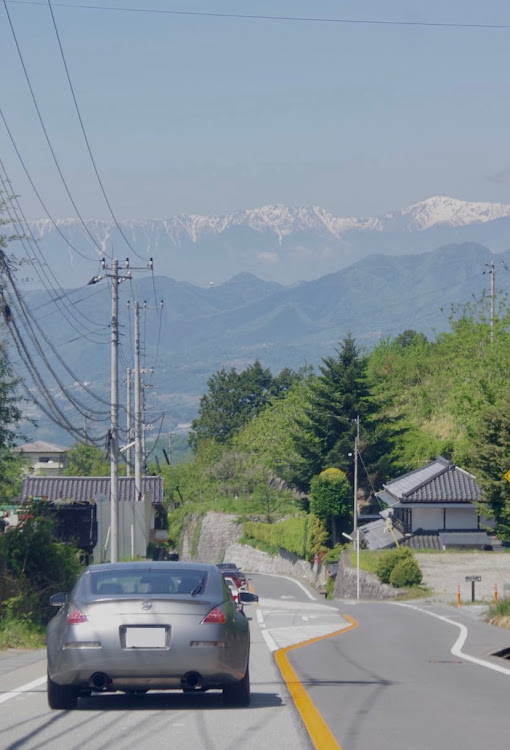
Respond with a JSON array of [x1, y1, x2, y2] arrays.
[[181, 671, 202, 689], [90, 672, 110, 690]]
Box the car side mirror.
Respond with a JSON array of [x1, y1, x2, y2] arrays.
[[50, 592, 68, 606], [239, 591, 258, 603]]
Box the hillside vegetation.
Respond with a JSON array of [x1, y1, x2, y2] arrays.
[[158, 296, 510, 553]]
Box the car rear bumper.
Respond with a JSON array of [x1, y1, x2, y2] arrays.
[[48, 644, 248, 690]]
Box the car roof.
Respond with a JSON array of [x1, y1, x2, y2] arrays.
[[86, 561, 219, 574]]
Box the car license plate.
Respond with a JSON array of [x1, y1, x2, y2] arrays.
[[125, 627, 167, 648]]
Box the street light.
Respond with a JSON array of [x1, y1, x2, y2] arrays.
[[342, 530, 360, 600]]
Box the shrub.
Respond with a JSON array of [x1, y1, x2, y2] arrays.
[[243, 514, 328, 561], [376, 547, 414, 584], [0, 511, 83, 625], [389, 557, 423, 588]]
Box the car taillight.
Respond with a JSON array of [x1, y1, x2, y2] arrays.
[[67, 607, 88, 625], [201, 606, 226, 624]]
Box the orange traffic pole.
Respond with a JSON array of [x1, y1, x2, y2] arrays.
[[494, 584, 498, 604], [456, 584, 461, 607]]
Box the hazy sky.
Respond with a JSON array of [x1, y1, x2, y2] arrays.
[[2, 0, 510, 221]]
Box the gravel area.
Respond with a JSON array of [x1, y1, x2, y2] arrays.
[[415, 552, 510, 604]]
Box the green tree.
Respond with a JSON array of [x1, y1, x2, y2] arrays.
[[469, 400, 510, 542], [189, 361, 303, 449], [0, 198, 24, 501], [0, 508, 82, 624], [289, 334, 374, 492], [63, 442, 110, 476], [309, 468, 352, 545]]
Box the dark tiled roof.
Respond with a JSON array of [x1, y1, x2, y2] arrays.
[[383, 456, 480, 504], [438, 531, 492, 548], [18, 476, 164, 504], [358, 518, 404, 550], [406, 533, 442, 550]]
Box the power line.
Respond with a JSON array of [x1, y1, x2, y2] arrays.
[[2, 0, 106, 255], [0, 168, 110, 339], [46, 0, 147, 261], [7, 1, 510, 30], [0, 109, 100, 262], [0, 252, 113, 416]]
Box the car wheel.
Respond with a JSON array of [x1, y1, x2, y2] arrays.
[[222, 665, 250, 707], [47, 673, 78, 710]]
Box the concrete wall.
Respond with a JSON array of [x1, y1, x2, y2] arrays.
[[94, 499, 151, 562]]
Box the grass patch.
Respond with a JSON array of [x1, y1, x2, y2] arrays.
[[486, 596, 510, 629], [238, 534, 280, 557], [0, 618, 46, 650], [395, 586, 434, 601], [349, 549, 388, 574], [325, 575, 335, 600]]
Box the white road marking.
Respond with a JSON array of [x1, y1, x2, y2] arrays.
[[0, 675, 46, 705], [394, 602, 510, 677], [256, 573, 317, 600], [257, 606, 279, 652]]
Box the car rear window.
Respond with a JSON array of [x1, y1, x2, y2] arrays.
[[89, 569, 209, 596]]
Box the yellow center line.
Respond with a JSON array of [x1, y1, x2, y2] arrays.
[[274, 615, 359, 750]]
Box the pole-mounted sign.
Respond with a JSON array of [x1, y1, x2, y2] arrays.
[[465, 575, 482, 602]]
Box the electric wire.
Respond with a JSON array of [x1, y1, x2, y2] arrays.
[[0, 258, 112, 417], [46, 0, 147, 262], [4, 311, 106, 442], [1, 200, 108, 344], [0, 182, 114, 410], [0, 109, 100, 262], [2, 0, 106, 256], [0, 166, 110, 339], [143, 411, 165, 462], [7, 2, 510, 30]]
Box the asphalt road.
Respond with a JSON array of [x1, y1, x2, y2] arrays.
[[2, 574, 510, 750], [249, 574, 510, 750]]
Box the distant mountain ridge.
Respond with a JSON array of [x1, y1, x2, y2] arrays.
[[30, 195, 510, 240], [18, 242, 510, 444], [21, 196, 510, 287]]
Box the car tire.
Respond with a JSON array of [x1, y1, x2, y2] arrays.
[[47, 673, 78, 710], [222, 664, 250, 707]]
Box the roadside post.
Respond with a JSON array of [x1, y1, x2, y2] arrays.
[[465, 575, 481, 602], [342, 531, 360, 600], [456, 584, 461, 607], [494, 584, 498, 604]]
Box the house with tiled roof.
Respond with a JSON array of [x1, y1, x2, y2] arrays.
[[362, 457, 492, 550], [13, 441, 69, 476], [17, 476, 166, 561]]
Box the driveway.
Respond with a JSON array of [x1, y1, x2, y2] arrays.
[[415, 552, 510, 605]]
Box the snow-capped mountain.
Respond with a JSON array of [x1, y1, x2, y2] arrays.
[[366, 196, 510, 232], [21, 196, 510, 287]]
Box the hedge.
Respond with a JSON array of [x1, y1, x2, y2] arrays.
[[243, 515, 327, 561]]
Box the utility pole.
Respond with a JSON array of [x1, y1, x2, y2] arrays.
[[126, 367, 131, 477], [88, 257, 152, 562], [353, 415, 360, 600], [488, 260, 495, 343], [483, 260, 509, 343], [134, 300, 142, 501], [353, 415, 359, 543], [110, 260, 120, 562]]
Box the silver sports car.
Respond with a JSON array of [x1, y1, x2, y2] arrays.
[[47, 561, 253, 709]]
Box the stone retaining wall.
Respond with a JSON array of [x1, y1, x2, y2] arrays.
[[180, 511, 327, 588], [333, 550, 400, 600], [224, 541, 328, 588]]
